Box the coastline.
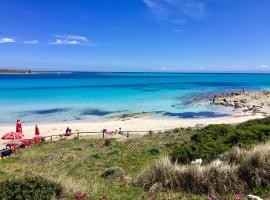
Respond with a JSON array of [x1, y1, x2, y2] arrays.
[[0, 113, 265, 148]]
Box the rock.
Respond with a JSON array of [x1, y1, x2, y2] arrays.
[[149, 182, 163, 193], [234, 101, 241, 108], [247, 194, 263, 200], [191, 158, 202, 165]]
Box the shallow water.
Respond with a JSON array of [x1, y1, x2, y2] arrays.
[[0, 72, 270, 123]]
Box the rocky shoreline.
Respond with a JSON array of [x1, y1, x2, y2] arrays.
[[211, 90, 270, 116]]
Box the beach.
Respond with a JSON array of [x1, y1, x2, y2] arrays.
[[0, 112, 264, 149], [1, 73, 270, 149]]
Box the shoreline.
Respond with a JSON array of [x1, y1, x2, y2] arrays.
[[0, 113, 265, 147]]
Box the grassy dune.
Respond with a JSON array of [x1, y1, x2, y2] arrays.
[[1, 118, 270, 199]]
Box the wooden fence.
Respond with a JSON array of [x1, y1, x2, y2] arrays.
[[43, 129, 171, 142]]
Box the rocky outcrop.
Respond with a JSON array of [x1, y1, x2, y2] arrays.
[[211, 91, 270, 116]]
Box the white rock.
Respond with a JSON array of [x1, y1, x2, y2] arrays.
[[247, 194, 263, 200], [191, 158, 202, 165]]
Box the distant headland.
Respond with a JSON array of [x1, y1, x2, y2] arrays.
[[0, 69, 70, 74]]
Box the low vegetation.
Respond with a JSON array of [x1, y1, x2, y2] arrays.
[[171, 117, 270, 163], [1, 117, 270, 199], [0, 175, 63, 200], [137, 142, 270, 196]]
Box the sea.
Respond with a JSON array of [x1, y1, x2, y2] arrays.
[[1, 72, 270, 124]]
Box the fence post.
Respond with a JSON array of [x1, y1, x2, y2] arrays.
[[77, 132, 80, 139], [102, 131, 105, 139], [50, 136, 53, 141], [127, 132, 129, 139]]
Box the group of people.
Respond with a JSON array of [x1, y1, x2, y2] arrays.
[[102, 127, 124, 135]]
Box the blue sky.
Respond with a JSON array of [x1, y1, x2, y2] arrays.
[[0, 0, 270, 72]]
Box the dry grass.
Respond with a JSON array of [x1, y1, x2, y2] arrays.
[[237, 142, 270, 188], [137, 142, 270, 196], [137, 157, 243, 195]]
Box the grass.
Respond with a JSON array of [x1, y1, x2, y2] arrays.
[[0, 130, 191, 199], [1, 117, 270, 199], [137, 142, 270, 197]]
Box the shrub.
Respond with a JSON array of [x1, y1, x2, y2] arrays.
[[72, 147, 83, 151], [171, 117, 270, 164], [101, 167, 124, 178], [173, 128, 180, 133], [104, 139, 113, 147], [110, 148, 120, 156], [148, 148, 162, 156], [0, 176, 63, 200], [74, 191, 89, 200], [91, 153, 101, 160]]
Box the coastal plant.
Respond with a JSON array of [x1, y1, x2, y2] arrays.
[[91, 153, 101, 160], [237, 142, 270, 188], [137, 157, 243, 195], [101, 166, 125, 178], [104, 139, 113, 147], [110, 148, 121, 156], [148, 148, 162, 156], [0, 176, 63, 200], [171, 118, 270, 164], [74, 191, 89, 200]]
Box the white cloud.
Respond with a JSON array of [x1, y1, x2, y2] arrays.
[[0, 37, 15, 43], [142, 0, 206, 24], [160, 66, 173, 71], [49, 34, 97, 46], [260, 64, 269, 69], [24, 40, 39, 44]]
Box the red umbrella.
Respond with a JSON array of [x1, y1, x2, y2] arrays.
[[16, 119, 23, 135], [35, 125, 40, 136], [1, 132, 23, 140]]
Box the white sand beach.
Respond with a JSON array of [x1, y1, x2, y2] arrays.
[[0, 113, 264, 149]]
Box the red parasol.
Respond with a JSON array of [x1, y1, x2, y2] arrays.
[[35, 125, 40, 136], [16, 119, 23, 135], [1, 131, 23, 140]]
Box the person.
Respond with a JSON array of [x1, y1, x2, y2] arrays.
[[65, 127, 72, 136], [119, 127, 123, 135]]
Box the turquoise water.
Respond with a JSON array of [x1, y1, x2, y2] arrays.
[[1, 72, 270, 123]]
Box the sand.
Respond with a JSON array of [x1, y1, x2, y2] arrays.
[[0, 113, 264, 149]]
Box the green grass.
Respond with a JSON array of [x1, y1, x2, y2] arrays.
[[1, 117, 270, 199], [0, 130, 191, 199]]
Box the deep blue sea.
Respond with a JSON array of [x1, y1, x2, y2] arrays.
[[1, 72, 270, 123]]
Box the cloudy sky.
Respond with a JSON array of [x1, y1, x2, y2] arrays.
[[0, 0, 270, 72]]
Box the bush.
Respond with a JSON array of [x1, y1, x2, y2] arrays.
[[148, 148, 162, 156], [104, 139, 113, 147], [171, 117, 270, 164], [110, 148, 120, 156], [91, 153, 101, 160], [101, 167, 124, 178], [0, 176, 63, 200]]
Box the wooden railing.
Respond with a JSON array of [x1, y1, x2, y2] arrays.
[[43, 129, 171, 141]]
